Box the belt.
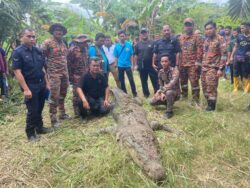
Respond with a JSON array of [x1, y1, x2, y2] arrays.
[[26, 78, 44, 84]]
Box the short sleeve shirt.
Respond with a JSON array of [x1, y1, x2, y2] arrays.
[[114, 41, 133, 68], [12, 45, 45, 81], [236, 34, 250, 56], [134, 40, 154, 69], [78, 72, 108, 99], [153, 37, 181, 67], [103, 45, 115, 65]]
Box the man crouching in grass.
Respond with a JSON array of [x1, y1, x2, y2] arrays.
[[76, 57, 111, 122], [150, 54, 180, 119]]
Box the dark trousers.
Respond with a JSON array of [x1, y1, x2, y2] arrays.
[[0, 72, 4, 96], [0, 72, 7, 96], [138, 68, 159, 97], [118, 67, 137, 96], [25, 82, 46, 138], [78, 96, 109, 118], [233, 61, 249, 78], [230, 63, 234, 84]]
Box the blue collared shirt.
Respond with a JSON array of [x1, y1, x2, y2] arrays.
[[113, 41, 133, 68]]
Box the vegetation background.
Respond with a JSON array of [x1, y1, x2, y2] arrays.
[[0, 0, 250, 187]]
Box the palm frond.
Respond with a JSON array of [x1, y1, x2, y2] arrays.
[[228, 0, 250, 20]]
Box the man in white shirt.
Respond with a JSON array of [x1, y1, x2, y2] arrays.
[[103, 35, 120, 87]]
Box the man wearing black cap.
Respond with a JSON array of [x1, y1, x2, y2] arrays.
[[41, 23, 69, 128], [152, 25, 181, 70], [67, 34, 91, 117], [134, 28, 159, 98]]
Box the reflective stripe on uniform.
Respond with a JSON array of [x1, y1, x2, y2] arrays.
[[208, 97, 216, 100], [192, 87, 200, 90]]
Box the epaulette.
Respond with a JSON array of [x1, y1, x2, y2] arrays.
[[34, 46, 43, 53], [14, 45, 23, 51]]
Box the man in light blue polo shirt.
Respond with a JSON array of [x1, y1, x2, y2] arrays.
[[88, 33, 109, 79], [114, 30, 137, 97]]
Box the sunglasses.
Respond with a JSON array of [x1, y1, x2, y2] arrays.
[[184, 22, 193, 27], [25, 35, 36, 39]]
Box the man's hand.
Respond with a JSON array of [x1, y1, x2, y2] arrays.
[[217, 70, 223, 77], [154, 90, 161, 100], [46, 83, 50, 90], [152, 64, 158, 71], [160, 93, 166, 101], [226, 59, 232, 65], [82, 100, 90, 110], [156, 90, 161, 95], [24, 89, 32, 99], [103, 100, 110, 108], [194, 62, 202, 70], [246, 51, 250, 57], [230, 56, 234, 62], [132, 65, 137, 72]]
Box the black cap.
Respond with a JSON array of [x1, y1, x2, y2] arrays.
[[140, 28, 148, 33]]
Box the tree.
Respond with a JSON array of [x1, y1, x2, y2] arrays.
[[228, 0, 250, 20], [0, 0, 40, 43]]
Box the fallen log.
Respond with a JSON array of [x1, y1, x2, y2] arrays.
[[107, 88, 168, 181]]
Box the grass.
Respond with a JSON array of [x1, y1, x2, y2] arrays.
[[0, 72, 250, 188]]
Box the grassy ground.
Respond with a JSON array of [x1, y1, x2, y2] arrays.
[[0, 72, 250, 188]]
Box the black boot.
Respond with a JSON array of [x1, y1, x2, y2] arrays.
[[211, 100, 216, 110], [26, 129, 40, 141], [205, 100, 216, 111], [164, 111, 174, 119], [36, 127, 53, 134]]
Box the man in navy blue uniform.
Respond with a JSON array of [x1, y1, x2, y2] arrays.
[[152, 25, 181, 70], [12, 28, 53, 141]]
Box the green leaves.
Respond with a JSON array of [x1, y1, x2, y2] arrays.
[[0, 0, 42, 42], [228, 0, 250, 20]]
